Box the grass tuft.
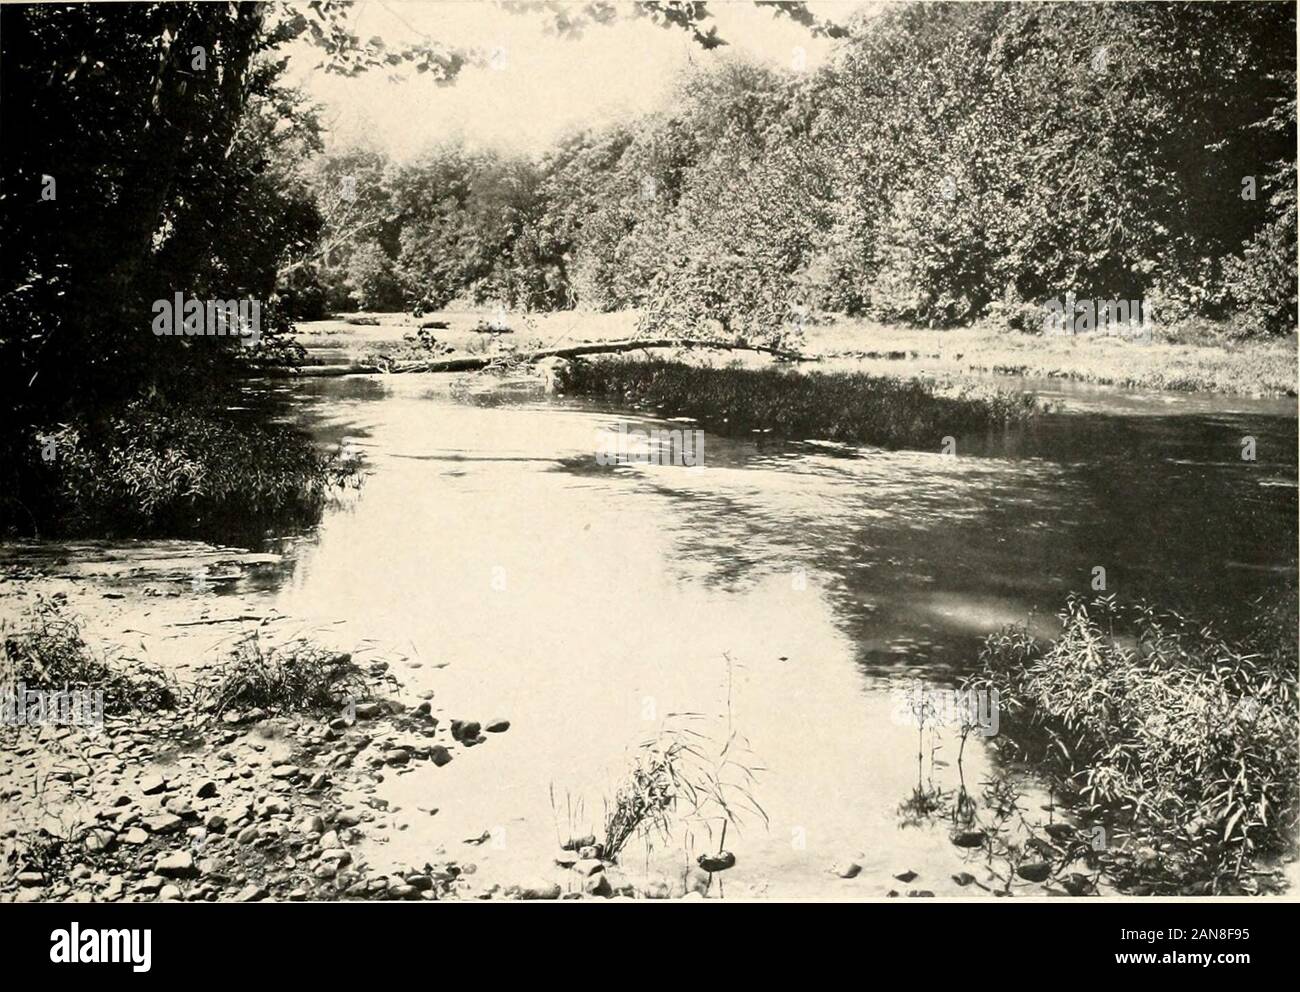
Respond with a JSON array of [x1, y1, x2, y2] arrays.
[[206, 630, 370, 718]]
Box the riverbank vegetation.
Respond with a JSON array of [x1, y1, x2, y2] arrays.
[[811, 319, 1299, 396], [1, 598, 178, 715], [968, 590, 1299, 894], [1, 400, 354, 540], [2, 3, 1294, 540], [558, 358, 1043, 450]]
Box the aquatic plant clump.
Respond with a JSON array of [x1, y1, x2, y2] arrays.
[[556, 358, 1043, 451], [2, 400, 357, 539], [971, 592, 1299, 893]]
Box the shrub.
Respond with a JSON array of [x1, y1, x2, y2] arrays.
[[2, 400, 355, 539], [971, 592, 1299, 892]]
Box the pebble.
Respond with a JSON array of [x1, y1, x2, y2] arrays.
[[139, 772, 167, 795], [155, 851, 197, 879], [511, 880, 561, 900], [144, 813, 184, 835]]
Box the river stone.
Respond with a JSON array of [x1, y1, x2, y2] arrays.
[[452, 720, 480, 741], [144, 813, 184, 835], [121, 827, 149, 846], [430, 745, 452, 767], [511, 879, 561, 900], [677, 868, 711, 897], [602, 869, 636, 897], [951, 830, 986, 848], [697, 851, 736, 873], [139, 772, 167, 795], [155, 851, 197, 879], [1016, 862, 1052, 883], [485, 718, 510, 733], [162, 797, 197, 819], [83, 828, 116, 853]]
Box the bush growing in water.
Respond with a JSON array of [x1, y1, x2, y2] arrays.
[[557, 358, 1042, 451], [2, 400, 355, 539], [971, 592, 1298, 893]]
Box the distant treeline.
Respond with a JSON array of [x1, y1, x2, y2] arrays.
[[295, 1, 1297, 344], [2, 1, 1294, 435]]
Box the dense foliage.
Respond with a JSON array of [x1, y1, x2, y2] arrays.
[[5, 400, 352, 539], [2, 2, 1293, 538], [303, 2, 1296, 343], [972, 592, 1299, 893]]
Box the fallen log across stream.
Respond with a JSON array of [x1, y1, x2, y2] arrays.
[[270, 338, 819, 377]]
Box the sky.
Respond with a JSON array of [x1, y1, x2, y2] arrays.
[[286, 1, 872, 160]]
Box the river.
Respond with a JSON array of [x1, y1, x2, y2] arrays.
[[220, 368, 1294, 897], [4, 364, 1294, 897]]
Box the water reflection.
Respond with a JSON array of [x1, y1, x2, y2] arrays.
[[226, 374, 1296, 896]]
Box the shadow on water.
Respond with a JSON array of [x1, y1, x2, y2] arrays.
[[109, 371, 1294, 896]]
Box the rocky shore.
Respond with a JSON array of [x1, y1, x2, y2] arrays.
[[0, 654, 716, 902], [0, 561, 712, 903]]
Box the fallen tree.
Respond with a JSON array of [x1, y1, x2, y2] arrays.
[[272, 338, 818, 377]]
